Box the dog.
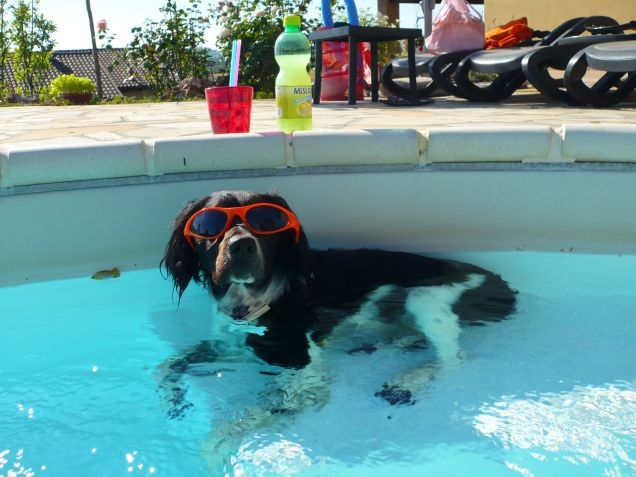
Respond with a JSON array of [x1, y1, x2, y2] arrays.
[[160, 190, 516, 471]]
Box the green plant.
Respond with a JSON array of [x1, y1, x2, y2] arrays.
[[468, 71, 498, 82], [0, 0, 10, 87], [210, 0, 320, 94], [254, 90, 274, 99], [10, 0, 56, 98], [49, 74, 96, 97]]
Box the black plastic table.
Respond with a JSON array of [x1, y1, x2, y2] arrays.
[[308, 26, 422, 105]]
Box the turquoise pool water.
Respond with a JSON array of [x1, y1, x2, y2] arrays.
[[1, 252, 635, 477]]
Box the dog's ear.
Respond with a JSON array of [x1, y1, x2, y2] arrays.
[[294, 226, 311, 275], [282, 224, 313, 304], [161, 197, 209, 300], [269, 194, 313, 277]]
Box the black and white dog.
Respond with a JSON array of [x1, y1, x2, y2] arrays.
[[161, 190, 516, 468]]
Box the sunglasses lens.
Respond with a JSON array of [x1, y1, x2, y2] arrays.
[[190, 209, 228, 237], [245, 205, 289, 232]]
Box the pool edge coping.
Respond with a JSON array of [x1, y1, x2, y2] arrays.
[[2, 124, 636, 192]]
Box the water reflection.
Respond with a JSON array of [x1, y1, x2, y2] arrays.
[[0, 448, 42, 477], [473, 382, 636, 470], [234, 434, 313, 477]]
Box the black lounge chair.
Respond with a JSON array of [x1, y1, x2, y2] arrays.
[[522, 22, 636, 104], [452, 16, 619, 102], [380, 16, 610, 101], [563, 39, 636, 106], [380, 33, 549, 100]]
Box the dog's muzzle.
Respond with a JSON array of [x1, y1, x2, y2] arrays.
[[213, 230, 265, 287], [226, 235, 260, 281]]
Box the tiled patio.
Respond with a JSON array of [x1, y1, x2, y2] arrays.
[[1, 89, 635, 149]]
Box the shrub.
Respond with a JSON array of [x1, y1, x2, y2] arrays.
[[124, 0, 212, 97], [210, 0, 320, 94], [49, 74, 96, 97]]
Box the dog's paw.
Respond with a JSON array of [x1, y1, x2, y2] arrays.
[[348, 343, 378, 355], [162, 384, 195, 420], [374, 383, 416, 406]]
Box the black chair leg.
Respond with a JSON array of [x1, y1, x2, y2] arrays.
[[522, 45, 584, 105], [379, 62, 437, 99], [313, 41, 323, 104], [371, 41, 379, 102], [407, 39, 417, 102], [455, 57, 527, 102], [564, 50, 636, 107], [348, 36, 357, 105], [428, 50, 478, 98]]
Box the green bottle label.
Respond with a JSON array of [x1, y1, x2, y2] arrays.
[[276, 86, 312, 120]]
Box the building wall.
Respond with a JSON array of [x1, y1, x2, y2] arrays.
[[484, 0, 636, 30]]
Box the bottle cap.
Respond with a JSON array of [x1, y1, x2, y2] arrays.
[[283, 15, 301, 27]]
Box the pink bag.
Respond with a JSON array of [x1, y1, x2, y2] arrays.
[[425, 0, 485, 54]]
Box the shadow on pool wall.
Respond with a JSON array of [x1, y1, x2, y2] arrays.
[[2, 163, 636, 286]]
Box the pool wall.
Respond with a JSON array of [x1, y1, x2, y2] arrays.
[[2, 127, 636, 286]]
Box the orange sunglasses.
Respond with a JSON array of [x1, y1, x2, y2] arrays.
[[183, 203, 301, 250]]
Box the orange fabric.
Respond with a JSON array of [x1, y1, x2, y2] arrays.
[[485, 17, 534, 49]]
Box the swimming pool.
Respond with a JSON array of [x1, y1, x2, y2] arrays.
[[2, 149, 636, 477], [2, 251, 635, 476]]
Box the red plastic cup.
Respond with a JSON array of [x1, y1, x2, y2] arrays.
[[205, 86, 253, 134]]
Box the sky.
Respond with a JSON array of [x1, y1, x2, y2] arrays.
[[38, 0, 480, 51], [39, 0, 418, 50]]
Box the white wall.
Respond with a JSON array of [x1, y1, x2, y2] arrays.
[[2, 167, 635, 286]]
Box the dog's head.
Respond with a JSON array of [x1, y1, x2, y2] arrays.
[[162, 190, 311, 319]]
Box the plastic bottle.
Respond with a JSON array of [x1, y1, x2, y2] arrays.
[[275, 15, 312, 133]]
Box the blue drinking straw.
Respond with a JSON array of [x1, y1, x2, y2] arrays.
[[229, 40, 237, 87], [232, 40, 242, 87]]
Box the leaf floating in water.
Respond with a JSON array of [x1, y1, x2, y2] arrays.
[[91, 267, 121, 280]]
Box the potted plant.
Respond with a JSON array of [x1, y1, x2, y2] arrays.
[[49, 74, 96, 104]]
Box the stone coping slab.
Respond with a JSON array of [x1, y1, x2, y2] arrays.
[[2, 124, 636, 190]]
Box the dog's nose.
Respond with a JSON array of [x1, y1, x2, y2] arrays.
[[228, 235, 257, 257]]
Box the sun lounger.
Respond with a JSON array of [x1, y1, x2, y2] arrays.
[[452, 16, 619, 101], [521, 22, 636, 104], [380, 16, 614, 102]]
